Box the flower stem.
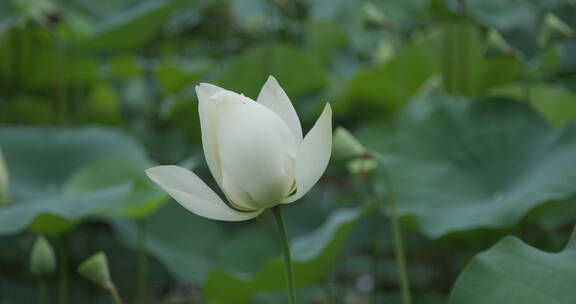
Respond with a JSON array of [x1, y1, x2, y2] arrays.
[[371, 202, 381, 304], [362, 174, 381, 304], [135, 219, 148, 304], [37, 277, 47, 304], [271, 206, 296, 304], [378, 158, 412, 304], [57, 235, 69, 304], [107, 283, 124, 304]]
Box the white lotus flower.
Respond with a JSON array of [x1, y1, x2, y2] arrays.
[[145, 76, 332, 221]]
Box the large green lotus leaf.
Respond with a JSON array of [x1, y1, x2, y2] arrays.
[[382, 97, 576, 238], [64, 155, 168, 219], [0, 126, 146, 202], [490, 83, 576, 127], [219, 43, 327, 99], [215, 225, 280, 273], [204, 206, 368, 304], [110, 202, 224, 282], [82, 1, 179, 51], [0, 184, 132, 236], [345, 35, 441, 112], [449, 227, 576, 304]]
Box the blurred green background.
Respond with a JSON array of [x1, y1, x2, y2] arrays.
[[1, 0, 576, 303]]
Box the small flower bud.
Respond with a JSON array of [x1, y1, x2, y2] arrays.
[[487, 29, 518, 57], [362, 2, 392, 28], [333, 127, 367, 160], [545, 13, 575, 38], [30, 236, 56, 276], [347, 158, 378, 176], [78, 252, 112, 289]]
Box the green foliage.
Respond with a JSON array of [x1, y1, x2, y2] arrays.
[[204, 206, 368, 303], [219, 43, 327, 99], [345, 34, 441, 112], [0, 127, 156, 235], [381, 97, 576, 238], [155, 59, 208, 93], [1, 0, 576, 303], [64, 156, 167, 218], [0, 185, 131, 236], [441, 21, 484, 95], [306, 20, 347, 62], [450, 227, 576, 304], [111, 203, 224, 282], [491, 83, 576, 127], [82, 1, 182, 51], [0, 126, 145, 201]]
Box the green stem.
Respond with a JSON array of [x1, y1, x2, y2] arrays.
[[391, 25, 405, 103], [10, 27, 22, 95], [38, 277, 47, 304], [58, 236, 69, 304], [523, 65, 532, 103], [107, 283, 124, 304], [371, 205, 381, 304], [53, 29, 67, 124], [362, 174, 381, 304], [136, 220, 148, 304], [376, 155, 412, 304], [271, 206, 296, 304]]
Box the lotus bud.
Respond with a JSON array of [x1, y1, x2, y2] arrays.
[[347, 157, 378, 176], [333, 127, 367, 160], [78, 252, 112, 289], [30, 236, 56, 276]]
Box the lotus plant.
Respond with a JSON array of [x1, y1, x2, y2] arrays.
[[145, 76, 332, 303]]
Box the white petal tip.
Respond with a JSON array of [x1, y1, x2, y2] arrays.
[[265, 75, 278, 84], [196, 83, 224, 102]]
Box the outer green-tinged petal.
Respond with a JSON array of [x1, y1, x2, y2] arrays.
[[145, 166, 262, 221], [196, 83, 226, 185], [285, 104, 332, 203], [257, 76, 303, 143], [212, 91, 297, 209]]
